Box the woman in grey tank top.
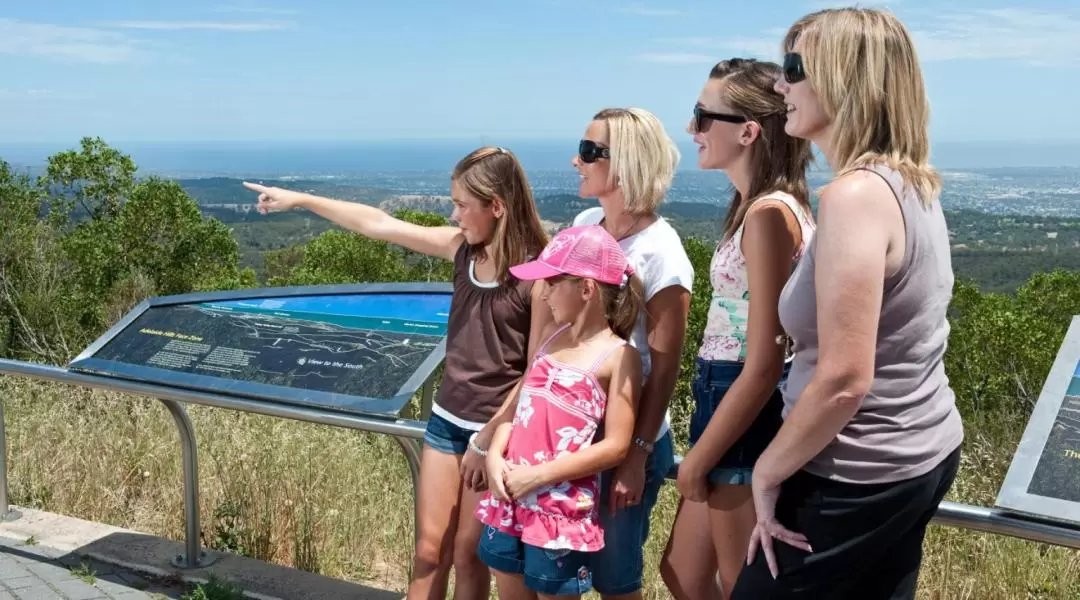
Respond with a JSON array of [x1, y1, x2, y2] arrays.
[[731, 8, 965, 600]]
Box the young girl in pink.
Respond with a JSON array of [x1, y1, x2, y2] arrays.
[[473, 224, 645, 599]]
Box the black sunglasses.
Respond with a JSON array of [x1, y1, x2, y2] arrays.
[[782, 52, 806, 84], [578, 139, 610, 164], [691, 105, 748, 134]]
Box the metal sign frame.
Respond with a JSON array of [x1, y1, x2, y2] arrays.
[[69, 282, 452, 419], [996, 315, 1080, 527]]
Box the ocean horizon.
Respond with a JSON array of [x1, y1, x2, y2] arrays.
[[4, 139, 1080, 179]]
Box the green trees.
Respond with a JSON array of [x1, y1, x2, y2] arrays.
[[0, 138, 253, 363], [264, 209, 454, 287], [4, 138, 1080, 453], [946, 270, 1080, 418]]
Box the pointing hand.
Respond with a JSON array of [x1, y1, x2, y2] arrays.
[[243, 181, 306, 214]]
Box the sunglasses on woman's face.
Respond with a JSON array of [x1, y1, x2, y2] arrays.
[[578, 139, 610, 164], [691, 105, 748, 134], [783, 52, 807, 84]]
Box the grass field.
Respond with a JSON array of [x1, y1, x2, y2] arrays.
[[3, 375, 1079, 599]]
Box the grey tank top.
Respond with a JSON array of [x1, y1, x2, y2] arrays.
[[777, 163, 964, 485]]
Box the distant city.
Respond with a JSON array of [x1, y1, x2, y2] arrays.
[[4, 139, 1080, 217]]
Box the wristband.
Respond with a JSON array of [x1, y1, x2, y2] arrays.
[[468, 432, 488, 457], [632, 436, 654, 454]]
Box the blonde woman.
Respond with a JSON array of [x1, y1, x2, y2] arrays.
[[573, 107, 693, 599], [732, 8, 963, 599]]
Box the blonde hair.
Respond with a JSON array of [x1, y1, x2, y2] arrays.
[[784, 7, 941, 204], [708, 58, 813, 242], [452, 147, 549, 283], [592, 108, 680, 215]]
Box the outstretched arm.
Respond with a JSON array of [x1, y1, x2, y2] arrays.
[[243, 182, 464, 261]]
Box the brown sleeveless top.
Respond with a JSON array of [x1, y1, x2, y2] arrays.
[[435, 242, 534, 427], [778, 163, 964, 484]]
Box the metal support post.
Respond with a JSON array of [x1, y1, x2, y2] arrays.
[[0, 399, 21, 521], [393, 436, 424, 550], [419, 378, 434, 422], [159, 399, 216, 568]]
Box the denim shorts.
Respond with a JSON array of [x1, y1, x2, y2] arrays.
[[590, 431, 675, 595], [477, 526, 593, 596], [688, 358, 786, 486], [423, 411, 475, 455]]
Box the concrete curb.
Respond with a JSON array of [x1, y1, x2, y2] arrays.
[[0, 507, 404, 600]]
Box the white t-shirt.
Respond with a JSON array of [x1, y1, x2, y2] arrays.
[[573, 207, 695, 441]]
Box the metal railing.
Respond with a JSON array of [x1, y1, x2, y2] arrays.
[[0, 358, 429, 568], [1, 357, 1078, 573]]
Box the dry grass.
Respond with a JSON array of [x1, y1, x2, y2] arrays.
[[3, 375, 1079, 599]]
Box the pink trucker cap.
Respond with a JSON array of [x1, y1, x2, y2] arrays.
[[510, 224, 634, 286]]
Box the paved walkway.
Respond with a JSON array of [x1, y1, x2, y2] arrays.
[[0, 507, 404, 600], [0, 536, 190, 600]]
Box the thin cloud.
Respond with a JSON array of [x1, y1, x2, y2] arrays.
[[0, 88, 53, 97], [712, 37, 782, 61], [635, 52, 716, 65], [0, 18, 142, 64], [805, 0, 902, 10], [0, 88, 91, 101], [650, 30, 786, 62], [911, 9, 1080, 64], [213, 5, 301, 15], [656, 8, 1080, 66], [622, 3, 684, 17], [104, 20, 292, 31]]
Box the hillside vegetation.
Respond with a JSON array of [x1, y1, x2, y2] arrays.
[[2, 138, 1080, 598]]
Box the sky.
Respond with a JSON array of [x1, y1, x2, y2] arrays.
[[1, 0, 1080, 146]]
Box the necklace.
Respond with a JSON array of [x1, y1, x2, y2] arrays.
[[603, 213, 644, 241]]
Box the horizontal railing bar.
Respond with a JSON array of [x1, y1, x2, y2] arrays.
[[0, 359, 426, 440], [3, 359, 1080, 551], [931, 500, 1080, 549], [663, 456, 1080, 549]]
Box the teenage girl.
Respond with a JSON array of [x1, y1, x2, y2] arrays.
[[243, 146, 550, 600], [473, 224, 646, 599], [659, 58, 814, 600]]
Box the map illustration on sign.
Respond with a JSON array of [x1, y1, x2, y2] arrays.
[[996, 315, 1080, 527], [69, 284, 453, 417], [1027, 360, 1080, 503]]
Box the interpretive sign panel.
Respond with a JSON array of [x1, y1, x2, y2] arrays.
[[69, 283, 452, 417], [997, 316, 1080, 527]]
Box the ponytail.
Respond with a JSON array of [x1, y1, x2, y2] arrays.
[[599, 273, 646, 341]]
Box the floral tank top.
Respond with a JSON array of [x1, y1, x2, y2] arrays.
[[475, 324, 626, 551], [698, 192, 815, 362]]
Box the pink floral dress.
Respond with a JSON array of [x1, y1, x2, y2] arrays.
[[475, 324, 626, 551]]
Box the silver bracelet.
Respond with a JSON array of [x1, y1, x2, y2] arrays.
[[468, 433, 488, 457]]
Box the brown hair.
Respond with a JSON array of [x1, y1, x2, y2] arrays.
[[708, 58, 813, 241], [597, 273, 646, 341], [783, 8, 940, 203], [451, 147, 549, 283]]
